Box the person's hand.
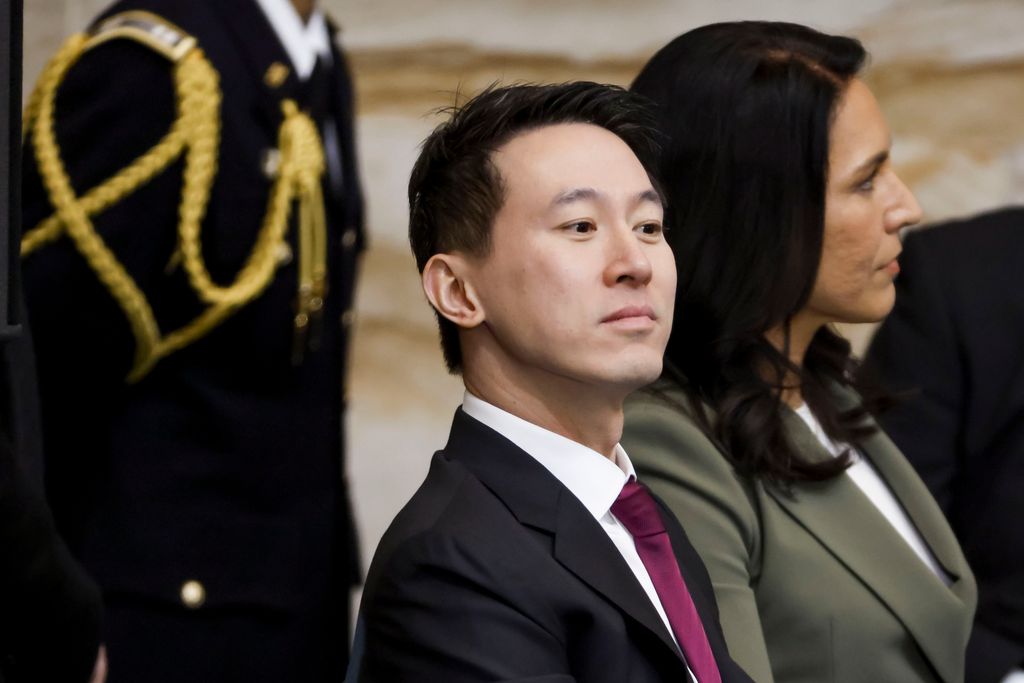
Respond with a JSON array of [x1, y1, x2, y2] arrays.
[[89, 646, 107, 683], [1001, 669, 1024, 683]]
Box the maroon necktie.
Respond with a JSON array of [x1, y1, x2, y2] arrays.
[[611, 479, 723, 683]]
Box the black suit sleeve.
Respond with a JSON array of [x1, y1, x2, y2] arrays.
[[0, 439, 102, 682], [0, 334, 101, 683], [356, 533, 574, 683], [864, 231, 963, 513]]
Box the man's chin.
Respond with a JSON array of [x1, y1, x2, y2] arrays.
[[604, 361, 663, 394]]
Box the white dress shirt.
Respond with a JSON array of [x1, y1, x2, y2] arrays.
[[463, 392, 698, 683], [793, 403, 952, 585], [253, 0, 347, 197], [253, 0, 332, 79]]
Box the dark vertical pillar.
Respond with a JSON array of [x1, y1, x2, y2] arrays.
[[0, 0, 24, 338]]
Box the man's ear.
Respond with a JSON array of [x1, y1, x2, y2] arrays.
[[421, 253, 486, 329]]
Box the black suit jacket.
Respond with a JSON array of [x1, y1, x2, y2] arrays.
[[0, 319, 102, 683], [352, 409, 753, 682], [864, 207, 1024, 683], [20, 0, 363, 679]]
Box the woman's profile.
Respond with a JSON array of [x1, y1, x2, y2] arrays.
[[623, 21, 977, 683]]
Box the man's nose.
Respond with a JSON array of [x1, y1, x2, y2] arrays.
[[604, 227, 653, 287]]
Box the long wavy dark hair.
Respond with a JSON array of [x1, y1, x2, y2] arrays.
[[631, 21, 883, 485]]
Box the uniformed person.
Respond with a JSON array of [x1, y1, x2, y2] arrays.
[[20, 0, 364, 680]]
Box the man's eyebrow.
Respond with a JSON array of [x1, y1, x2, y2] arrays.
[[636, 189, 663, 207], [550, 187, 663, 208], [551, 187, 600, 206]]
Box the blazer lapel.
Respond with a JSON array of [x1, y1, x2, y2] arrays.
[[443, 410, 687, 667], [769, 403, 973, 683], [828, 384, 974, 591], [858, 419, 969, 584]]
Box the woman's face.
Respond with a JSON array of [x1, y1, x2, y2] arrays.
[[804, 79, 922, 326]]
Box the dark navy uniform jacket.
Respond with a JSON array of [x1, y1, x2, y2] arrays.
[[20, 0, 364, 679]]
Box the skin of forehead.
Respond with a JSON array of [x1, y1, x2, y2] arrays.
[[829, 79, 891, 184]]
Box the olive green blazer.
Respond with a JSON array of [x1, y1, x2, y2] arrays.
[[622, 385, 977, 683]]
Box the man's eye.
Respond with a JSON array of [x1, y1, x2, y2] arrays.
[[567, 221, 594, 234]]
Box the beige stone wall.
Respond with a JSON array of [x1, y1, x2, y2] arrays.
[[24, 0, 1024, 572]]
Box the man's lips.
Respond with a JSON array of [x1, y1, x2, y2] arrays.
[[601, 306, 657, 323]]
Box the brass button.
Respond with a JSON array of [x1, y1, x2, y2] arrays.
[[341, 309, 355, 328], [341, 228, 357, 250], [180, 580, 206, 609], [261, 148, 281, 179], [264, 61, 290, 88]]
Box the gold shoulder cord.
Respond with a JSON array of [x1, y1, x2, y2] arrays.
[[22, 10, 329, 382]]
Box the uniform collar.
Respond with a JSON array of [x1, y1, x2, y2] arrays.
[[253, 0, 332, 79]]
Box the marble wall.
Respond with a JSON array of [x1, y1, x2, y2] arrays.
[[23, 0, 1024, 580]]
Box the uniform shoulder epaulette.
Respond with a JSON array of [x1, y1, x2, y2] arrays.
[[22, 10, 330, 383], [85, 10, 197, 62]]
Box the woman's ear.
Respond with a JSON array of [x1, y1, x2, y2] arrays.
[[421, 253, 485, 329]]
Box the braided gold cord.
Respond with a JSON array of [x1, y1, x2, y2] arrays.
[[28, 32, 162, 376], [146, 100, 327, 378], [22, 123, 188, 255], [177, 99, 326, 306], [22, 28, 328, 382]]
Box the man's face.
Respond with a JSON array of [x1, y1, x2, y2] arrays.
[[466, 123, 676, 396]]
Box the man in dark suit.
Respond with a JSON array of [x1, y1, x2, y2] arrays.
[[351, 82, 753, 683], [19, 1, 363, 680], [864, 207, 1024, 683]]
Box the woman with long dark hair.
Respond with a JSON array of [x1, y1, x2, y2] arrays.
[[622, 22, 976, 683]]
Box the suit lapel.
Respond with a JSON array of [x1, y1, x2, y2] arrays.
[[322, 19, 361, 224], [657, 495, 736, 668], [325, 19, 354, 131], [443, 410, 687, 667], [858, 423, 969, 584], [551, 487, 684, 660], [769, 402, 972, 683]]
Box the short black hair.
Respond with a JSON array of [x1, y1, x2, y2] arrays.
[[408, 81, 662, 373]]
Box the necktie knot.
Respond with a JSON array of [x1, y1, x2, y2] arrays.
[[612, 479, 667, 538]]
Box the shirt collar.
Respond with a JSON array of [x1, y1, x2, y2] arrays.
[[793, 402, 857, 461], [253, 0, 332, 79], [462, 391, 634, 520]]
